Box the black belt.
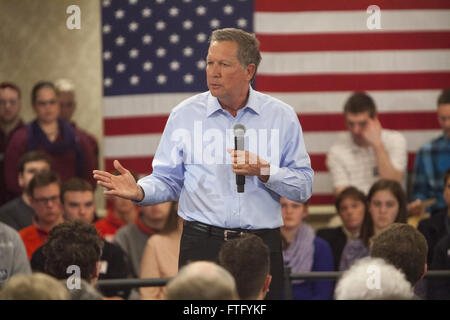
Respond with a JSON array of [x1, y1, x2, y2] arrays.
[[184, 220, 273, 241]]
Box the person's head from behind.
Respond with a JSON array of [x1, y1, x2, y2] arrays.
[[31, 81, 59, 124], [43, 220, 104, 285], [0, 273, 68, 300], [111, 170, 138, 224], [140, 201, 178, 232], [361, 179, 408, 245], [371, 223, 428, 287], [18, 151, 52, 193], [165, 261, 238, 300], [280, 197, 308, 231], [437, 88, 450, 138], [218, 234, 271, 300], [64, 278, 103, 300], [55, 78, 76, 122], [335, 187, 367, 235], [343, 92, 377, 146], [207, 28, 261, 103], [61, 178, 96, 224], [443, 168, 450, 207], [28, 171, 63, 226], [334, 257, 414, 300], [0, 82, 21, 125]]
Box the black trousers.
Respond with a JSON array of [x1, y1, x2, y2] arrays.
[[178, 221, 285, 300]]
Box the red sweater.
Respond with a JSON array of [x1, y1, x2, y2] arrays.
[[19, 225, 49, 260]]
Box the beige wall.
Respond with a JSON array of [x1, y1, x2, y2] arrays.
[[0, 0, 105, 210]]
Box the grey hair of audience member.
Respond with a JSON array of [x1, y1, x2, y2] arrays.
[[335, 257, 415, 300], [0, 273, 69, 300], [165, 261, 239, 300], [64, 279, 103, 300]]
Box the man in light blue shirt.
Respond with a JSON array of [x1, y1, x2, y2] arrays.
[[94, 28, 313, 299]]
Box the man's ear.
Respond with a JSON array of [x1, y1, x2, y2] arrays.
[[263, 274, 272, 295], [18, 173, 25, 189], [246, 64, 256, 82]]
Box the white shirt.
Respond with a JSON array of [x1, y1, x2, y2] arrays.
[[326, 129, 407, 194]]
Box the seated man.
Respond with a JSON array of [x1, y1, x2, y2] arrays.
[[218, 233, 271, 300], [0, 151, 51, 231], [19, 171, 64, 260], [418, 168, 450, 264], [427, 234, 450, 299], [0, 82, 25, 206], [335, 257, 415, 300], [410, 89, 450, 215], [0, 221, 31, 286], [326, 92, 407, 195], [371, 223, 428, 297], [165, 261, 238, 300], [31, 177, 130, 299]]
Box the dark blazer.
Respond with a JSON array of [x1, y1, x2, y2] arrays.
[[316, 226, 347, 270], [418, 208, 449, 264], [427, 234, 450, 299]]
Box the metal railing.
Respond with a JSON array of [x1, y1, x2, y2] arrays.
[[96, 269, 450, 300]]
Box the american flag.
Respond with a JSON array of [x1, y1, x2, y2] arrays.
[[101, 0, 450, 205]]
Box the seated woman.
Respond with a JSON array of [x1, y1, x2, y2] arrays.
[[139, 203, 182, 300], [339, 179, 408, 271], [317, 187, 367, 270], [280, 197, 334, 300]]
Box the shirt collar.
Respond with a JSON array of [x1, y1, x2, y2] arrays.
[[206, 85, 260, 117]]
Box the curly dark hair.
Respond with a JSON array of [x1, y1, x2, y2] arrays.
[[43, 220, 103, 282]]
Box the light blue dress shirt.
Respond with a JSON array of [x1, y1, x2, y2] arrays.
[[136, 86, 313, 229]]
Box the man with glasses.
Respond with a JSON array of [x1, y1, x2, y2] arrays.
[[19, 171, 64, 260], [0, 82, 25, 206], [326, 92, 407, 195]]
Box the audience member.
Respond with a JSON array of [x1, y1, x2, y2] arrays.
[[0, 151, 51, 231], [280, 197, 334, 300], [0, 221, 31, 285], [30, 177, 130, 299], [327, 92, 407, 195], [410, 89, 450, 215], [0, 82, 25, 205], [371, 223, 428, 290], [55, 78, 99, 168], [19, 171, 64, 260], [418, 168, 450, 264], [4, 81, 96, 198], [115, 201, 177, 279], [427, 234, 450, 299], [140, 216, 183, 300], [165, 261, 238, 300], [340, 179, 408, 271], [317, 187, 367, 269], [334, 257, 415, 300], [65, 278, 104, 300], [218, 233, 271, 300], [0, 273, 68, 300], [42, 220, 103, 286], [95, 170, 139, 242]]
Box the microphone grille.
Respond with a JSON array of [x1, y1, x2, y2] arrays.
[[233, 124, 246, 136]]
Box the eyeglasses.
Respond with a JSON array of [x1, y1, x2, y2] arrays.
[[0, 99, 19, 107], [33, 195, 60, 205]]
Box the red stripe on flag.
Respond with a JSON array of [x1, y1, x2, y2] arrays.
[[310, 153, 417, 172], [258, 32, 450, 52], [308, 194, 336, 205], [300, 111, 439, 132], [105, 157, 154, 174], [254, 0, 450, 12], [256, 72, 450, 92], [103, 111, 439, 136], [104, 115, 168, 136]]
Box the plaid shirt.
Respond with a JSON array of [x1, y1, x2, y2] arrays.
[[412, 134, 450, 213]]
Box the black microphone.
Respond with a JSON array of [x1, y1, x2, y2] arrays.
[[233, 124, 246, 193]]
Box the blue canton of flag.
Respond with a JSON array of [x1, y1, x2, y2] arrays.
[[101, 0, 254, 96]]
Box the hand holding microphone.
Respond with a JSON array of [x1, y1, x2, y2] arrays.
[[228, 124, 271, 193]]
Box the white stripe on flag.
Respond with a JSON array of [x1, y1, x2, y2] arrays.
[[254, 10, 450, 34], [259, 50, 450, 74]]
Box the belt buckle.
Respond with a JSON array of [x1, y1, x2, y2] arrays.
[[224, 230, 244, 241]]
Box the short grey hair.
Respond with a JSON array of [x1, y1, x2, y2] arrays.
[[335, 257, 415, 300], [165, 261, 239, 300], [210, 28, 262, 83]]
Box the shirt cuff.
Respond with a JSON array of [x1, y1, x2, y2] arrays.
[[263, 164, 283, 190]]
